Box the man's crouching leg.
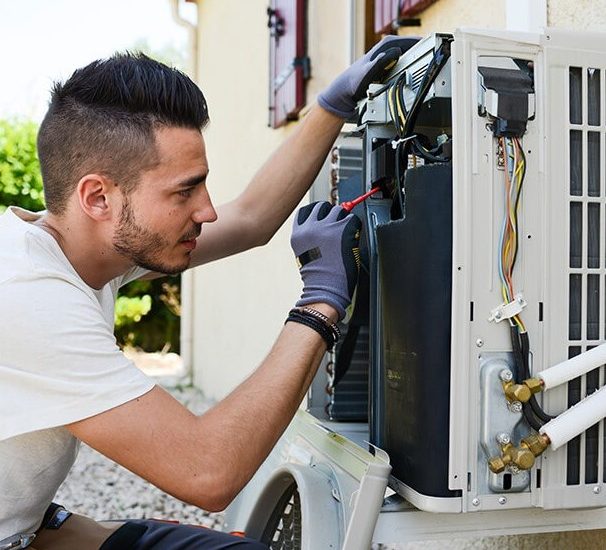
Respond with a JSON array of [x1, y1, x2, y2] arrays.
[[30, 514, 268, 549], [101, 519, 268, 549]]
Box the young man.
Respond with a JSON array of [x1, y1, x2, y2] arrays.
[[0, 37, 411, 549]]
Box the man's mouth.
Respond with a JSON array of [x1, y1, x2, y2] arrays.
[[181, 239, 197, 251], [179, 227, 201, 251]]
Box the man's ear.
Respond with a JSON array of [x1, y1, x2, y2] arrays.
[[76, 174, 116, 221]]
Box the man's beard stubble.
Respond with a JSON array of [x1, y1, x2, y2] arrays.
[[112, 197, 190, 275]]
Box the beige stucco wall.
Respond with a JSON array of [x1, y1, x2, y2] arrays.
[[190, 0, 351, 399], [191, 0, 606, 546], [397, 0, 506, 38], [549, 0, 606, 30]]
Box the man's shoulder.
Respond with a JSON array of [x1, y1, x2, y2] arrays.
[[0, 208, 81, 288]]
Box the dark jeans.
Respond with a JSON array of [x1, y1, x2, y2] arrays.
[[100, 519, 268, 550]]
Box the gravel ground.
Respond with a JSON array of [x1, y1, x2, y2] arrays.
[[53, 383, 224, 530]]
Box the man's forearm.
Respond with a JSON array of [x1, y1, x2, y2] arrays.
[[236, 105, 344, 244], [193, 304, 335, 507]]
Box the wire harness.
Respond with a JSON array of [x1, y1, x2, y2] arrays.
[[381, 40, 452, 216], [494, 136, 553, 430]]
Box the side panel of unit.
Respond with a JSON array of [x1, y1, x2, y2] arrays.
[[451, 28, 606, 512], [541, 29, 606, 509], [449, 30, 545, 511]]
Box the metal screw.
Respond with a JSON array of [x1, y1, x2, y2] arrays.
[[372, 138, 378, 143], [499, 369, 513, 382], [509, 464, 520, 475], [495, 312, 502, 320], [594, 486, 601, 494], [498, 496, 507, 505], [472, 498, 480, 506], [496, 432, 511, 445], [509, 401, 523, 413], [476, 338, 484, 348]]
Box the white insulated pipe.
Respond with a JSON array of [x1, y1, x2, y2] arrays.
[[540, 385, 606, 450], [538, 343, 606, 390]]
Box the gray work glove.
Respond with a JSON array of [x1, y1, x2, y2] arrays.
[[318, 36, 419, 119], [291, 202, 362, 321]]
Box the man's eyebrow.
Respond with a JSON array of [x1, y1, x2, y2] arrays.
[[175, 173, 208, 188]]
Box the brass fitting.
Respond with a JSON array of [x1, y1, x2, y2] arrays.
[[501, 377, 544, 403], [523, 377, 544, 395], [520, 433, 550, 456], [488, 455, 507, 474], [487, 433, 551, 474], [488, 442, 535, 473], [502, 381, 531, 403]]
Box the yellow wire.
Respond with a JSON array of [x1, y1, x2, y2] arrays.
[[499, 137, 527, 334], [387, 86, 397, 128], [395, 90, 406, 133]]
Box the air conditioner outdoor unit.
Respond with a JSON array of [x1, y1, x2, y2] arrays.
[[226, 28, 606, 548], [353, 27, 606, 513]]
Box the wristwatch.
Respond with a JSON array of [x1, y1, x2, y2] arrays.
[[0, 533, 36, 549]]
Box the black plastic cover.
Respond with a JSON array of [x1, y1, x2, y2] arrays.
[[370, 140, 396, 187], [478, 66, 534, 137], [376, 162, 460, 499]]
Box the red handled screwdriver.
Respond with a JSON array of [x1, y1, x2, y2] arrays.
[[340, 186, 381, 212]]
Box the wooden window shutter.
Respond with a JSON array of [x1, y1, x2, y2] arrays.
[[268, 0, 309, 128], [374, 0, 399, 34], [374, 0, 439, 33]]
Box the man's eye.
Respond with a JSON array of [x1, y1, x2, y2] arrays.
[[178, 188, 195, 198]]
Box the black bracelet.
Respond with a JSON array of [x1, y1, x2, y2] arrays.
[[286, 309, 336, 350], [287, 310, 335, 349], [300, 307, 341, 340]]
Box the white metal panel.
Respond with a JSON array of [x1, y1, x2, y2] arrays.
[[450, 29, 543, 512], [449, 27, 606, 512], [540, 29, 606, 509]]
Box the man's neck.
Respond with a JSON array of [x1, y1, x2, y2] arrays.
[[33, 213, 132, 290]]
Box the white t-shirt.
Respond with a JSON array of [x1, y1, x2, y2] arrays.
[[0, 207, 156, 539]]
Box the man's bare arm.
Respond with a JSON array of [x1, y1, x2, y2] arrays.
[[70, 198, 361, 511], [66, 305, 333, 512]]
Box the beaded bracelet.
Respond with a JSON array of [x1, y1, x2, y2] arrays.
[[286, 308, 338, 350]]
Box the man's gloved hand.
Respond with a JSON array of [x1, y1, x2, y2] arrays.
[[291, 202, 362, 322], [318, 36, 419, 119]]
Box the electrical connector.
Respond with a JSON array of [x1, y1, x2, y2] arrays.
[[488, 293, 527, 323]]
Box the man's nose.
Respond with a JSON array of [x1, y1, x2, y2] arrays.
[[192, 188, 218, 224]]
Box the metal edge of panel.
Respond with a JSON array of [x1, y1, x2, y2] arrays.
[[285, 410, 390, 482]]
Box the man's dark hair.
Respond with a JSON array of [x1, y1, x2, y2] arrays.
[[37, 52, 209, 215]]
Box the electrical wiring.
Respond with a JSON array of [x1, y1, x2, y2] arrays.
[[383, 41, 452, 215], [498, 137, 526, 332], [498, 136, 553, 428]]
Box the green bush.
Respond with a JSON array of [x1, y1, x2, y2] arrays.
[[115, 294, 153, 327], [0, 118, 180, 352], [0, 119, 45, 213], [115, 278, 181, 353]]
